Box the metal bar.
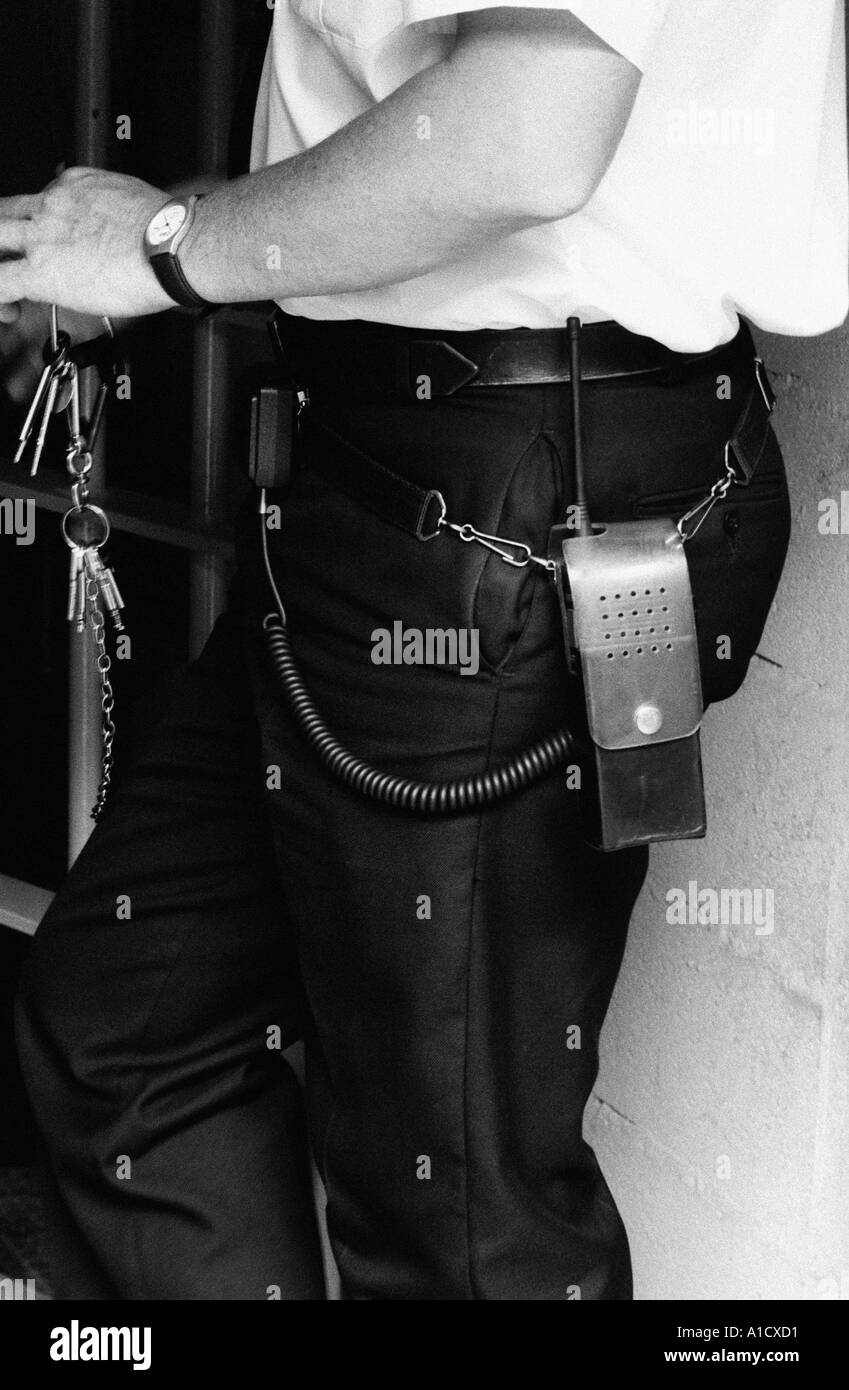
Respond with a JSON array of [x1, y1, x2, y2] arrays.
[[0, 466, 234, 553], [68, 0, 112, 865], [190, 0, 237, 659], [0, 875, 54, 937], [191, 319, 233, 655], [73, 0, 112, 506]]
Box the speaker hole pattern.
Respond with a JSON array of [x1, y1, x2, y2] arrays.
[[600, 587, 673, 659]]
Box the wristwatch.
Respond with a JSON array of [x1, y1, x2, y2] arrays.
[[143, 195, 213, 310]]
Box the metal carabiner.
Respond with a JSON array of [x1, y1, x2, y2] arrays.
[[677, 445, 737, 542], [443, 521, 534, 568], [754, 356, 775, 416]]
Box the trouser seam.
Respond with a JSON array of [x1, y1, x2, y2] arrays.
[[461, 677, 505, 1301]]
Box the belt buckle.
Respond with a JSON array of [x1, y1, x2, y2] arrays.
[[405, 340, 479, 398], [416, 489, 447, 541]]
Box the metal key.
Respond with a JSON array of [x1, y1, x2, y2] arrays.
[[13, 304, 60, 465], [76, 320, 121, 457], [86, 377, 110, 456], [50, 303, 76, 417], [64, 361, 84, 458], [28, 341, 72, 476], [52, 363, 76, 417], [61, 504, 125, 633], [13, 330, 71, 467], [66, 545, 85, 630], [84, 548, 125, 632], [30, 371, 62, 476], [63, 505, 108, 631], [13, 361, 54, 465], [87, 317, 117, 455]]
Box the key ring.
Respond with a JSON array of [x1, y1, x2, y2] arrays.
[[61, 502, 111, 551]]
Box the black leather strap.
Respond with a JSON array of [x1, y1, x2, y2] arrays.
[[149, 252, 214, 311], [302, 411, 448, 539], [728, 359, 776, 484], [271, 311, 731, 400], [299, 361, 775, 541]]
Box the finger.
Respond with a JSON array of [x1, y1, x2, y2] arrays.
[[43, 166, 91, 193], [4, 364, 39, 405], [0, 223, 28, 255], [0, 262, 28, 302], [0, 194, 41, 219], [0, 302, 21, 325]]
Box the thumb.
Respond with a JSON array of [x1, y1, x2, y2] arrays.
[[0, 302, 21, 326]]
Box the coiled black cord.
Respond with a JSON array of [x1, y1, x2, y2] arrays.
[[259, 498, 576, 814], [262, 614, 575, 814]]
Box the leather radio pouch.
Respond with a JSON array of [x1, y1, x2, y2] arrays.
[[549, 517, 707, 852], [247, 374, 299, 493]]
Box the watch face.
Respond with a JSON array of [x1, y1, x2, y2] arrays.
[[146, 202, 188, 248]]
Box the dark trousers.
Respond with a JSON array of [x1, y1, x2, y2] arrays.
[[15, 324, 790, 1300]]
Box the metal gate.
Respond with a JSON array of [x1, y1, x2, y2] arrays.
[[0, 0, 243, 936]]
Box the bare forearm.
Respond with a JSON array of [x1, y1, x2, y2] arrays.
[[0, 11, 639, 320], [182, 24, 638, 304]]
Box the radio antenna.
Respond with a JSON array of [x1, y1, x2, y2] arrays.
[[568, 316, 593, 537]]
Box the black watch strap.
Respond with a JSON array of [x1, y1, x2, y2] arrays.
[[149, 251, 214, 311]]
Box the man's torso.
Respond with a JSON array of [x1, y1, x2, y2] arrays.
[[250, 0, 848, 349]]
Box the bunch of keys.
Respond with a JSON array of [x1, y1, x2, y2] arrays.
[[61, 500, 125, 635], [14, 306, 119, 476], [17, 305, 128, 819], [14, 305, 126, 631]]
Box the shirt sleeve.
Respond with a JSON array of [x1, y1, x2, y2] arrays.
[[401, 1, 672, 72]]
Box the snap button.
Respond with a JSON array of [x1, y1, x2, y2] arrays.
[[635, 703, 663, 735]]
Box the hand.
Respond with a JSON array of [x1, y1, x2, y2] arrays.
[[0, 167, 177, 318], [0, 301, 108, 404]]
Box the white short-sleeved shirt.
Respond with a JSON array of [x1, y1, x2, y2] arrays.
[[250, 1, 849, 350]]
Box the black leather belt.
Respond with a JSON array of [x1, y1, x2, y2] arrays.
[[257, 314, 774, 539], [286, 353, 776, 544], [271, 309, 738, 400]]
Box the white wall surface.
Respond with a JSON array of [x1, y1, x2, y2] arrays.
[[590, 304, 849, 1303]]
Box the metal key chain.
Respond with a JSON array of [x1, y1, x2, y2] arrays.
[[17, 305, 128, 821], [63, 328, 126, 820]]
